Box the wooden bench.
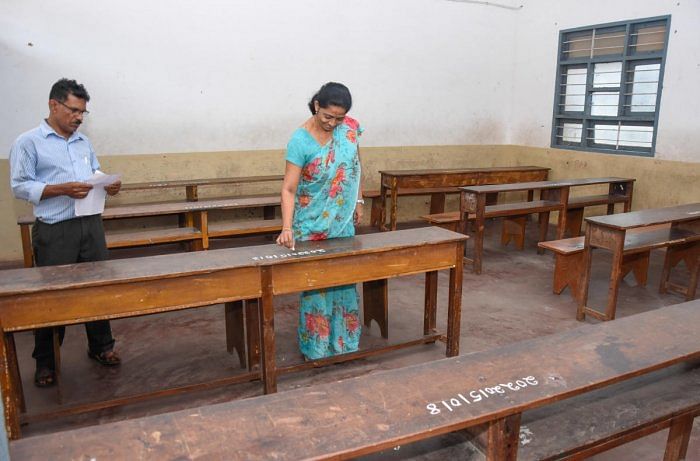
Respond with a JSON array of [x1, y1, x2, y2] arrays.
[[457, 177, 635, 274], [364, 187, 460, 228], [9, 300, 700, 460], [421, 179, 635, 255], [579, 202, 700, 321], [17, 194, 282, 266], [538, 225, 700, 302], [121, 174, 284, 201], [378, 166, 550, 231], [0, 227, 466, 439]]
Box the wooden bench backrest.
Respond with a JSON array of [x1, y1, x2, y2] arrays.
[[16, 195, 282, 224], [379, 166, 550, 176], [461, 177, 634, 195], [121, 175, 284, 191], [9, 301, 699, 460]]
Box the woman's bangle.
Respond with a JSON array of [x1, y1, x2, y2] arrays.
[[356, 198, 365, 205], [282, 228, 292, 232]]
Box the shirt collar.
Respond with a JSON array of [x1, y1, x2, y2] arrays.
[[40, 119, 86, 142]]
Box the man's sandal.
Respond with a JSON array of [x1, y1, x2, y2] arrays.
[[34, 366, 56, 387], [87, 349, 121, 367]]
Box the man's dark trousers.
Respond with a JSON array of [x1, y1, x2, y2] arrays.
[[31, 214, 115, 370]]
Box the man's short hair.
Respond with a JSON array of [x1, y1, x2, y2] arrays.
[[49, 78, 90, 102]]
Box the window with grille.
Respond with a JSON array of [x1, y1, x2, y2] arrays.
[[551, 16, 670, 156]]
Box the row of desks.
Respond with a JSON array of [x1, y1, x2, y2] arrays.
[[378, 165, 550, 230], [0, 227, 467, 439]]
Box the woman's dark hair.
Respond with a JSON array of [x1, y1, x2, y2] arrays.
[[49, 78, 90, 102], [308, 82, 352, 115]]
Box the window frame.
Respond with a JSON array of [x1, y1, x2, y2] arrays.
[[550, 15, 671, 157]]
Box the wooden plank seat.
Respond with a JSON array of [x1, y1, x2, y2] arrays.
[[538, 225, 700, 302], [565, 193, 631, 237], [373, 362, 700, 461], [9, 301, 700, 460], [365, 187, 461, 228], [105, 227, 202, 248], [421, 200, 561, 252], [208, 218, 283, 238]]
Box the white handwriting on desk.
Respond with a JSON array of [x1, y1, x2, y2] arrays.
[[426, 376, 538, 415], [252, 249, 327, 261]]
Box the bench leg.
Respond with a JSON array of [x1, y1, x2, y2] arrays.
[[501, 216, 527, 250], [245, 299, 261, 370], [53, 328, 63, 405], [363, 279, 388, 339], [620, 251, 650, 287], [370, 197, 382, 229], [486, 413, 521, 461], [225, 301, 248, 369], [537, 211, 551, 254], [605, 236, 627, 321], [446, 242, 464, 357], [20, 223, 34, 268], [6, 334, 26, 413], [663, 414, 694, 461], [566, 208, 584, 238], [660, 242, 700, 300], [429, 193, 446, 214], [553, 252, 585, 302], [424, 271, 438, 335], [0, 332, 21, 440]]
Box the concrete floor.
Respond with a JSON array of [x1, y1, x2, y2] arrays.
[[10, 221, 700, 460]]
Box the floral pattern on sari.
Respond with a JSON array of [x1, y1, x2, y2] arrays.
[[285, 117, 363, 359]]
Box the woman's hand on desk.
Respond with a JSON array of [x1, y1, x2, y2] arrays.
[[276, 228, 295, 251]]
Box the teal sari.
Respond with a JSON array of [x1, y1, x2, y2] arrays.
[[286, 117, 363, 359]]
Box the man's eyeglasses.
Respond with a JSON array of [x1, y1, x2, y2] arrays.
[[55, 100, 90, 117]]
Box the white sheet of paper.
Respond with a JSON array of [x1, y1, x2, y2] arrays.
[[74, 171, 121, 216]]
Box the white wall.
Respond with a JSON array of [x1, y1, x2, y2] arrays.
[[509, 0, 700, 162], [0, 0, 520, 157], [1, 0, 698, 161]]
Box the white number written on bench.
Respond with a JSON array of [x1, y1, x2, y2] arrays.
[[426, 375, 539, 415], [252, 249, 327, 261]]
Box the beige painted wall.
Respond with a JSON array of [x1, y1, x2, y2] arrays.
[[2, 145, 699, 264]]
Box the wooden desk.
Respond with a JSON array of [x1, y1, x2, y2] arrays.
[[378, 166, 550, 231], [17, 195, 281, 267], [578, 202, 700, 321], [11, 300, 699, 460], [0, 227, 466, 438], [460, 177, 634, 274], [121, 174, 284, 201]]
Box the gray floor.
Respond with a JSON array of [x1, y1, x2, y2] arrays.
[[10, 221, 700, 459]]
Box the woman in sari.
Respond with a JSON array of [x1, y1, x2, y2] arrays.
[[276, 82, 364, 360]]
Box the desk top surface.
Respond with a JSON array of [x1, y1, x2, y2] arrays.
[[379, 165, 549, 176], [585, 202, 700, 230], [461, 177, 634, 194], [0, 227, 466, 297], [10, 300, 700, 460], [121, 175, 284, 190]]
